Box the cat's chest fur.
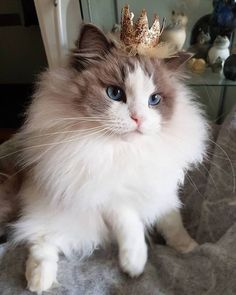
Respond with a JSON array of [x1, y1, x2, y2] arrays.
[[35, 134, 185, 221]]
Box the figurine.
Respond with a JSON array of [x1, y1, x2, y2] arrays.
[[189, 31, 211, 60], [190, 1, 236, 46], [208, 35, 230, 65], [111, 23, 121, 41], [211, 56, 223, 73], [223, 54, 236, 81], [190, 15, 212, 45], [211, 0, 236, 40], [161, 11, 188, 51], [188, 58, 206, 74]]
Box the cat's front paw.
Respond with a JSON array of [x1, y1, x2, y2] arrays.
[[119, 244, 147, 277], [169, 236, 199, 253], [26, 257, 57, 294]]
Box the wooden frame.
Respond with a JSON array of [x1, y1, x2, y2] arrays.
[[34, 0, 82, 68]]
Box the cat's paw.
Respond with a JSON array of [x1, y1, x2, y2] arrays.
[[119, 244, 147, 277], [169, 237, 199, 253], [26, 257, 57, 294]]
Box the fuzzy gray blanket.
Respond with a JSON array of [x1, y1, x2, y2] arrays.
[[0, 107, 235, 295]]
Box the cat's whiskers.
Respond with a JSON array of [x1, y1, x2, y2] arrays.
[[51, 116, 117, 123], [193, 161, 218, 193], [159, 131, 235, 193], [9, 126, 112, 179], [202, 162, 218, 189], [207, 139, 235, 193], [21, 125, 104, 140], [0, 172, 10, 179], [0, 125, 112, 161], [185, 172, 206, 198], [204, 155, 234, 179], [156, 132, 206, 198], [23, 126, 111, 153]]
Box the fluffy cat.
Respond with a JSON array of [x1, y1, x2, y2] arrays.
[[10, 24, 208, 293]]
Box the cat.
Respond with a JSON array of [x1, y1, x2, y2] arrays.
[[7, 24, 208, 293]]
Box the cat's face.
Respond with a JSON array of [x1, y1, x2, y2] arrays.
[[70, 25, 190, 137]]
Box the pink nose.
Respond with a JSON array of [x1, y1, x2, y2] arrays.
[[130, 114, 141, 126]]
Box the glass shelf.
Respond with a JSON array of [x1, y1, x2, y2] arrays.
[[186, 68, 236, 86]]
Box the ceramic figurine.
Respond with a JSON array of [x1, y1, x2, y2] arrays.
[[189, 31, 211, 60], [188, 58, 206, 74], [223, 54, 236, 81], [190, 15, 212, 45], [161, 11, 188, 51], [208, 35, 230, 65], [211, 56, 223, 73], [190, 1, 236, 46], [111, 23, 121, 41], [212, 0, 236, 40]]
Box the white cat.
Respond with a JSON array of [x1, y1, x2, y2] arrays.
[[12, 24, 208, 293]]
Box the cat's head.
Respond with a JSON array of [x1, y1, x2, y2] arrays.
[[69, 24, 191, 138]]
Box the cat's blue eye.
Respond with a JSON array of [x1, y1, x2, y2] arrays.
[[148, 93, 162, 106], [106, 86, 125, 102]]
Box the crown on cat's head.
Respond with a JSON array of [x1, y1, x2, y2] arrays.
[[117, 5, 175, 58], [120, 5, 164, 48]]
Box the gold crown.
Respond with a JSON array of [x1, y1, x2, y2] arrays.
[[120, 5, 165, 50]]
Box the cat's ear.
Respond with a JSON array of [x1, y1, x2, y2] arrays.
[[164, 52, 193, 71], [72, 24, 114, 71], [76, 24, 111, 53]]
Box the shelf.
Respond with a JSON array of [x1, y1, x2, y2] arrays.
[[186, 68, 236, 86]]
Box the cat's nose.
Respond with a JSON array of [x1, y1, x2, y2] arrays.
[[130, 114, 142, 126]]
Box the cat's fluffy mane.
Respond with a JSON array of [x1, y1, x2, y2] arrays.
[[12, 24, 208, 259]]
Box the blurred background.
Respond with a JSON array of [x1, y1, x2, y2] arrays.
[[0, 0, 235, 142]]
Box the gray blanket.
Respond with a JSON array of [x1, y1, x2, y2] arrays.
[[0, 108, 235, 295]]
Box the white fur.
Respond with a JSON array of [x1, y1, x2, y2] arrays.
[[13, 64, 208, 292], [109, 65, 161, 135]]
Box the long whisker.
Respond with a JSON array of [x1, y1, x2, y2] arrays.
[[154, 132, 203, 196], [197, 162, 218, 192], [208, 138, 235, 193], [160, 130, 235, 193], [51, 117, 117, 123], [0, 172, 10, 179], [0, 125, 112, 161], [21, 125, 103, 140], [9, 127, 112, 178], [204, 156, 234, 179], [185, 172, 205, 199], [22, 127, 112, 152]]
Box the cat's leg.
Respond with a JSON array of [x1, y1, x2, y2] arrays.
[[108, 207, 147, 277], [25, 243, 59, 293], [157, 209, 198, 253]]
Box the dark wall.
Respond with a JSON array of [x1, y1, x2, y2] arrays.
[[0, 0, 47, 128]]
